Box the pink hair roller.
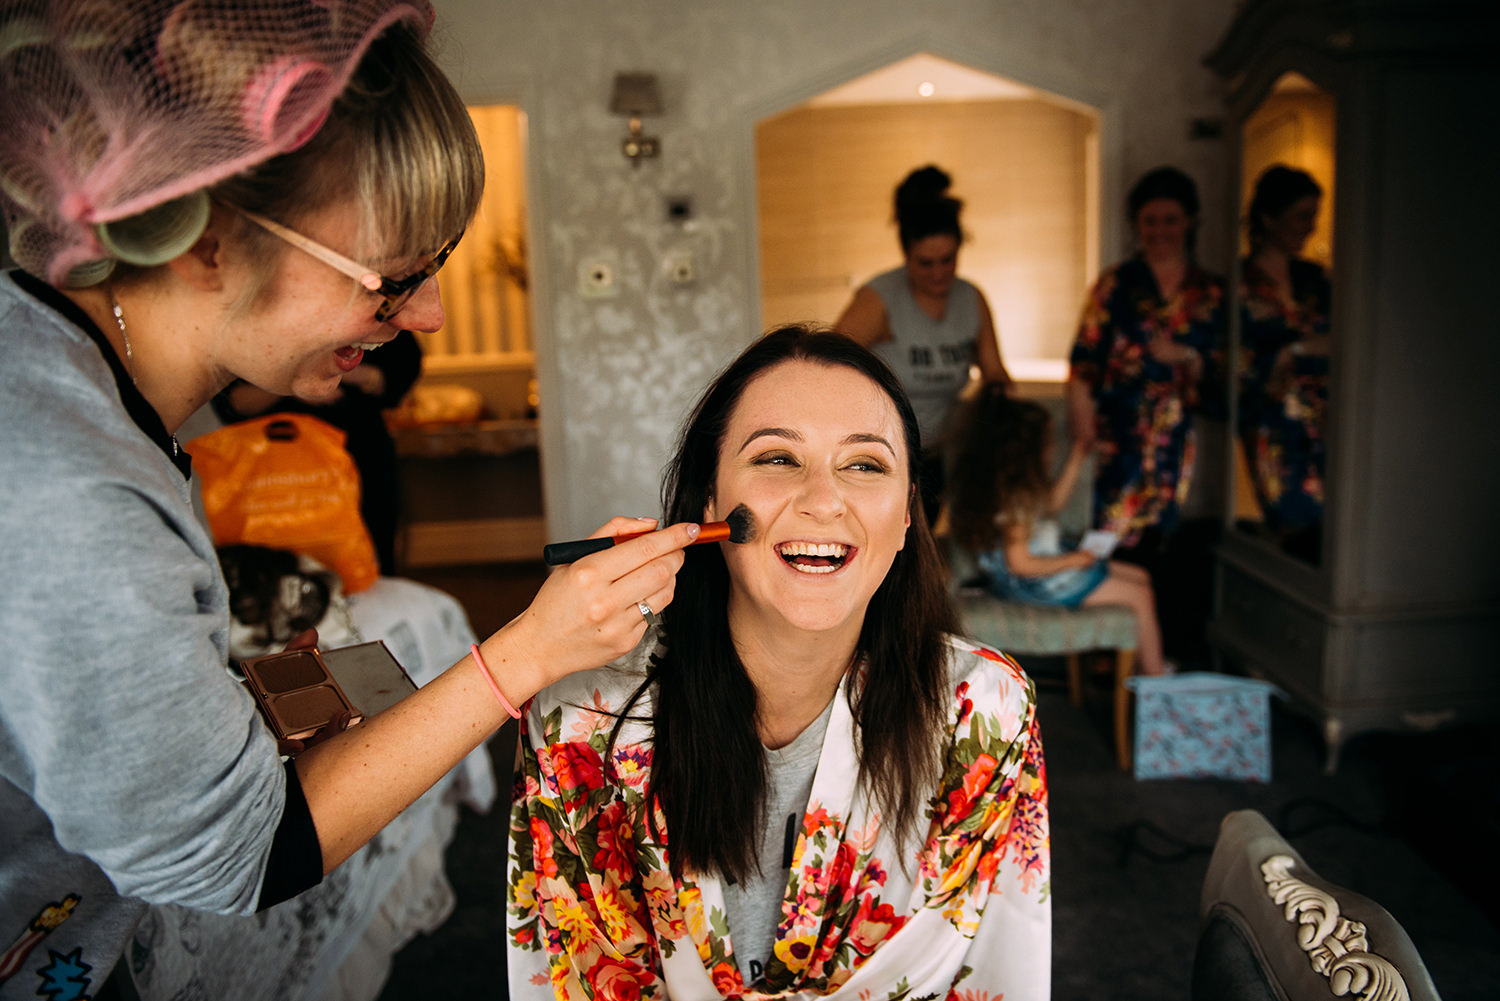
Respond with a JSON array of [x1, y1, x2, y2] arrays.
[[240, 56, 333, 151]]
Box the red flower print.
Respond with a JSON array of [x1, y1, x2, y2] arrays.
[[848, 896, 904, 956], [710, 960, 744, 995], [550, 742, 606, 801], [592, 802, 636, 878], [530, 817, 559, 878], [947, 753, 998, 823], [977, 845, 1001, 885], [586, 956, 650, 1001]]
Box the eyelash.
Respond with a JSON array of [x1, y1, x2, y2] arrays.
[[749, 452, 889, 474]]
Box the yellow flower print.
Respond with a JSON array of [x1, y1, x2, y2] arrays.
[[773, 933, 816, 971], [553, 890, 597, 945], [595, 887, 634, 943], [679, 885, 710, 945], [513, 870, 537, 911]]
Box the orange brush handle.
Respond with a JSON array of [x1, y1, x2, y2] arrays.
[[615, 520, 730, 545], [542, 520, 730, 565]]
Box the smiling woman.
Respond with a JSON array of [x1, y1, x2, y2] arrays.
[[507, 326, 1051, 998]]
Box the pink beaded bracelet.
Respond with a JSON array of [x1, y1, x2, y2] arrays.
[[471, 643, 522, 719]]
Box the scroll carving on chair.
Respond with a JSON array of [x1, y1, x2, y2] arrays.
[[1261, 853, 1411, 1000]]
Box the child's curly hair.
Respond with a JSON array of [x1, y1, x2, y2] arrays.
[[948, 387, 1053, 553]]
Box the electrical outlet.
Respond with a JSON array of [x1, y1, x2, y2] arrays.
[[579, 259, 617, 297], [664, 253, 695, 285]]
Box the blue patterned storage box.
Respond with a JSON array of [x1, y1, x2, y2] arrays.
[[1124, 673, 1282, 781]]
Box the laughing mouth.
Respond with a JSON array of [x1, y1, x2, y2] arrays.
[[776, 541, 850, 574]]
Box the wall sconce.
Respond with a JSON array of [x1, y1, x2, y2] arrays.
[[610, 72, 661, 165]]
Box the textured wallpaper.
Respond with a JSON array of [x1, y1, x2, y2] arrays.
[[435, 0, 1240, 538]]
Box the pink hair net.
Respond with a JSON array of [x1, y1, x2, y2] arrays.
[[0, 0, 435, 286]]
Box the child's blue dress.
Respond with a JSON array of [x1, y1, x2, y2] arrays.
[[976, 518, 1108, 608]]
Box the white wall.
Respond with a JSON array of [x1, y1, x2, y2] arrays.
[[432, 0, 1241, 538]]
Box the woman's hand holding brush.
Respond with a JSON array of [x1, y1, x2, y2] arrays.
[[483, 518, 699, 698], [543, 504, 755, 565]]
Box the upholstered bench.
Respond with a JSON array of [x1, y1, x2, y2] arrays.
[[949, 544, 1138, 769]]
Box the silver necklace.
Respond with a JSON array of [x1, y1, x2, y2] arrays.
[[106, 288, 180, 457], [107, 287, 134, 382]]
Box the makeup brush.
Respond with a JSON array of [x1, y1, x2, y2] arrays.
[[543, 504, 756, 566]]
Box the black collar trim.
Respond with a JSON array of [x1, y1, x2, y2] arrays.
[[9, 270, 192, 480]]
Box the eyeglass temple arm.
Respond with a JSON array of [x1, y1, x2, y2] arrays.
[[237, 209, 383, 290]]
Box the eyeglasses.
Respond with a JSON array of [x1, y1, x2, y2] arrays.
[[238, 209, 462, 322]]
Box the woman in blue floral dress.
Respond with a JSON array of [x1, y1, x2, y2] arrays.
[[1067, 166, 1226, 556], [1237, 165, 1330, 560]]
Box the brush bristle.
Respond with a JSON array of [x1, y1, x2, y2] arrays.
[[724, 503, 756, 544]]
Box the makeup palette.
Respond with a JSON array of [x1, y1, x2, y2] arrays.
[[240, 649, 363, 743]]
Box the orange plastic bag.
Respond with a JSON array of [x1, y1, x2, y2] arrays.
[[191, 414, 380, 593]]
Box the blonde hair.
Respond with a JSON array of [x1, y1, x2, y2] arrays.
[[209, 21, 483, 276]]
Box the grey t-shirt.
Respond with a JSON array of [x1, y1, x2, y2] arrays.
[[866, 266, 982, 449], [721, 695, 837, 985]]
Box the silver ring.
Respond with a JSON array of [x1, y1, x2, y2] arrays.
[[636, 600, 654, 621]]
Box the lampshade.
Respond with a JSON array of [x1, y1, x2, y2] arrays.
[[610, 73, 662, 116]]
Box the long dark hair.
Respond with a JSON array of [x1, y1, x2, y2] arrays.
[[948, 388, 1052, 553], [621, 325, 958, 882]]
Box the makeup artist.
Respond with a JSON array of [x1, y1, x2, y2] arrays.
[[0, 3, 694, 997], [507, 327, 1050, 998]]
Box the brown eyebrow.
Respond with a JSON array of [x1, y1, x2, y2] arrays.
[[737, 427, 898, 457], [843, 432, 898, 455], [737, 427, 801, 454]]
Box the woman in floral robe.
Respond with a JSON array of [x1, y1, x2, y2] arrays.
[[507, 327, 1050, 999], [1067, 167, 1226, 553], [1237, 166, 1330, 559]]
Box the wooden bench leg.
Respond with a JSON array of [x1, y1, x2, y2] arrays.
[[1066, 653, 1083, 707], [1114, 649, 1135, 771]]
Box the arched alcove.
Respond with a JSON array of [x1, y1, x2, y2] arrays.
[[754, 53, 1101, 383]]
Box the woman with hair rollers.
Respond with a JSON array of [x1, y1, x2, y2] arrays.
[[0, 3, 696, 995]]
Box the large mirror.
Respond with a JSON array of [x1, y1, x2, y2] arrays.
[[1232, 71, 1335, 565]]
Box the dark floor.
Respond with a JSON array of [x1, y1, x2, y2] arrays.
[[382, 561, 1500, 1000]]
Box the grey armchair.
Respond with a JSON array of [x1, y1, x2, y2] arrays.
[[1192, 809, 1442, 1001]]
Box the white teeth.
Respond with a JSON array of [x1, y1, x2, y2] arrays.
[[353, 341, 384, 351], [777, 542, 849, 558], [776, 541, 849, 575]]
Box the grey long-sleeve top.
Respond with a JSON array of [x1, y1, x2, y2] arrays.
[[0, 271, 315, 999]]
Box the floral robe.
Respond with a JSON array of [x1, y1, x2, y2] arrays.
[[506, 635, 1051, 1000], [1068, 256, 1226, 547], [1238, 257, 1330, 538]]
